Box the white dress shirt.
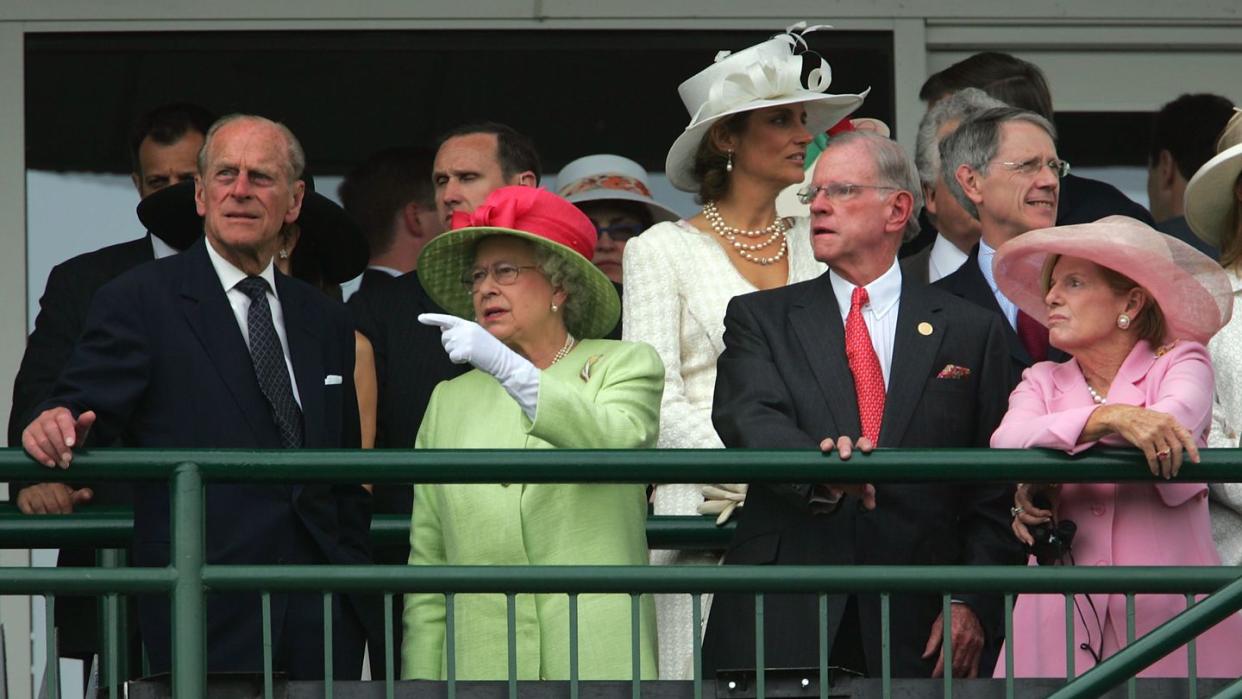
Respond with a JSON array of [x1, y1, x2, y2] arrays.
[[149, 234, 180, 261], [367, 264, 403, 277], [977, 239, 1018, 329], [204, 240, 302, 407], [927, 234, 969, 283], [828, 260, 902, 388]]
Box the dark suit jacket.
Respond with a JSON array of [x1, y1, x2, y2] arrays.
[[898, 245, 932, 286], [1057, 173, 1153, 227], [934, 245, 1068, 389], [39, 238, 371, 676], [8, 235, 155, 659], [701, 272, 1022, 677], [1157, 215, 1218, 260]]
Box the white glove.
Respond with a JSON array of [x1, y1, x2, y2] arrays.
[[418, 313, 540, 421], [697, 483, 748, 525]]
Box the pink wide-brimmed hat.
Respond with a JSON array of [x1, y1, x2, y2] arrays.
[[993, 215, 1233, 344]]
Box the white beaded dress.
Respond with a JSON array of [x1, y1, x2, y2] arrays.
[[1207, 266, 1242, 566], [621, 218, 825, 679]]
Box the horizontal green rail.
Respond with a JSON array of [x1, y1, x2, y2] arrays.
[[4, 446, 1242, 483], [0, 509, 734, 550], [0, 566, 175, 593]]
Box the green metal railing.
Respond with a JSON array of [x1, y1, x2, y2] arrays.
[[3, 447, 1242, 699]]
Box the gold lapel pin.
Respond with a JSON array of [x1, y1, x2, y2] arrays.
[[917, 322, 934, 336]]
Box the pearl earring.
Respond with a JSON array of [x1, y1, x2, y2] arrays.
[[726, 150, 734, 173], [278, 248, 290, 260], [551, 303, 559, 313], [1117, 313, 1131, 330]]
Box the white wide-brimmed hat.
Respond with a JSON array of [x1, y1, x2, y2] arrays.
[[1186, 108, 1242, 248], [664, 23, 869, 192], [556, 154, 680, 223]]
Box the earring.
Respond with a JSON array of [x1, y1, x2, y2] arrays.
[[1117, 313, 1131, 330], [278, 248, 290, 260], [726, 150, 734, 173], [551, 303, 559, 313]]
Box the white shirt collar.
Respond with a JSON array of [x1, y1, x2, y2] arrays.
[[204, 238, 278, 296], [927, 234, 969, 283], [829, 259, 902, 320], [149, 234, 179, 261], [368, 265, 403, 278]]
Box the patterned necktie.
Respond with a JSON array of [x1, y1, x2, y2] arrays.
[[1016, 309, 1050, 364], [236, 277, 304, 448], [845, 286, 886, 444]]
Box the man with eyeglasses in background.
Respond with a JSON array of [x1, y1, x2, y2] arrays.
[[704, 130, 1020, 680], [935, 106, 1071, 386]]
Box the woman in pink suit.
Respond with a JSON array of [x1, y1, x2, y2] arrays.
[[989, 215, 1242, 677]]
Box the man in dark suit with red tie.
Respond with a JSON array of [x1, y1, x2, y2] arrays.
[[21, 114, 373, 679], [934, 106, 1071, 385], [702, 131, 1021, 679]]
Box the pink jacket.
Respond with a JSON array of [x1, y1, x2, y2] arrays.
[[992, 340, 1242, 678]]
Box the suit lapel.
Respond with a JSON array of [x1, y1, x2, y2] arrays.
[[951, 246, 1032, 367], [176, 240, 275, 445], [277, 274, 326, 448], [790, 276, 858, 437], [880, 277, 947, 445]]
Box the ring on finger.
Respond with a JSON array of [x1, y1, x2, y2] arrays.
[[1156, 448, 1171, 460], [1010, 505, 1024, 518]]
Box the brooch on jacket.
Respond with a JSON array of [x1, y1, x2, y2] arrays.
[[936, 364, 971, 379], [580, 355, 602, 382]]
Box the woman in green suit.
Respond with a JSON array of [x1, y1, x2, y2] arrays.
[[403, 186, 664, 680]]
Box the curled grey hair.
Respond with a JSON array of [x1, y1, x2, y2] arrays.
[[822, 131, 925, 242], [532, 243, 589, 334], [938, 106, 1057, 220], [914, 88, 1007, 187], [197, 113, 306, 183]]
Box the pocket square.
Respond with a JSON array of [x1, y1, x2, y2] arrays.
[[324, 374, 343, 386], [936, 364, 971, 379]]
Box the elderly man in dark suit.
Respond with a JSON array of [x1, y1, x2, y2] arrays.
[[21, 114, 372, 679], [935, 106, 1071, 385], [702, 131, 1020, 679]]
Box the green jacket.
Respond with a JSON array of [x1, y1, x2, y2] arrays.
[[403, 338, 664, 680]]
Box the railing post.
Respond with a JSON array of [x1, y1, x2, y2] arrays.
[[171, 461, 205, 699]]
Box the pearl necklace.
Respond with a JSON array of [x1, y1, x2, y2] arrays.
[[551, 333, 576, 366], [1086, 383, 1107, 405], [702, 201, 789, 266]]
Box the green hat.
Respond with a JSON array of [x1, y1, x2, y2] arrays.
[[417, 186, 621, 339]]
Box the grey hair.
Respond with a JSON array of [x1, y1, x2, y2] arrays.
[[822, 131, 925, 242], [914, 88, 1007, 186], [938, 106, 1057, 220], [197, 113, 306, 183], [532, 243, 588, 335]]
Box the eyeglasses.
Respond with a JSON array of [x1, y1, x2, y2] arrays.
[[996, 157, 1071, 179], [596, 223, 645, 242], [796, 183, 900, 205], [460, 262, 539, 292]]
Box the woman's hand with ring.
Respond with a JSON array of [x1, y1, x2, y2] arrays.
[[1011, 483, 1056, 547], [1094, 405, 1198, 479]]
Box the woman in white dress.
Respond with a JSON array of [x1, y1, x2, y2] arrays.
[[622, 25, 867, 679], [1185, 107, 1242, 564]]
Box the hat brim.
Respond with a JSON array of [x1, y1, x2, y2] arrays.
[[664, 89, 869, 192], [1185, 142, 1242, 248], [564, 189, 681, 223], [136, 180, 369, 284], [993, 218, 1233, 345], [417, 226, 621, 339]]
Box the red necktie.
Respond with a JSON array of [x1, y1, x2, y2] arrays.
[[1016, 309, 1050, 364], [845, 287, 886, 444]]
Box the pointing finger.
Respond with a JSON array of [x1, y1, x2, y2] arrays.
[[417, 313, 462, 329]]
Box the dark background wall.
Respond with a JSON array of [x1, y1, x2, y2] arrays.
[[26, 29, 893, 176]]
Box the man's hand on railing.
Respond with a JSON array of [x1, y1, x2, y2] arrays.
[[922, 603, 984, 679], [697, 483, 747, 525], [816, 435, 877, 510], [22, 407, 96, 468], [15, 483, 93, 514]]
